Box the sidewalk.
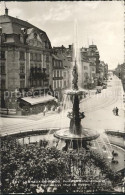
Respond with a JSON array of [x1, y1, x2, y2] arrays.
[[82, 75, 124, 133]]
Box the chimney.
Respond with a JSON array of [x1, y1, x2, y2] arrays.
[[69, 45, 71, 49], [5, 7, 8, 15]]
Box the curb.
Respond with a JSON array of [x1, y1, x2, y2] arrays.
[[1, 114, 28, 119]]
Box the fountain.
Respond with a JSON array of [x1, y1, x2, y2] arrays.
[[54, 58, 100, 151]]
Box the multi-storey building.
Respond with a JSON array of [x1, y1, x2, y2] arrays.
[[81, 45, 108, 88], [52, 46, 72, 90], [52, 53, 64, 91], [0, 9, 52, 108], [80, 58, 90, 88], [99, 61, 108, 81], [115, 63, 125, 91], [80, 47, 97, 88], [90, 62, 96, 87], [87, 45, 100, 74]]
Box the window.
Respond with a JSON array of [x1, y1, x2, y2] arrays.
[[58, 61, 60, 68], [60, 70, 62, 77], [1, 51, 5, 59], [92, 67, 95, 71], [57, 70, 59, 77], [30, 53, 33, 61], [1, 79, 6, 89], [1, 62, 5, 74], [44, 41, 47, 48], [84, 72, 88, 79], [53, 71, 56, 77], [52, 59, 54, 67], [60, 80, 62, 88], [20, 80, 25, 88], [39, 64, 41, 70], [20, 51, 25, 60], [20, 75, 25, 79], [30, 63, 34, 68], [57, 80, 59, 88], [33, 53, 37, 61], [84, 66, 88, 70], [2, 33, 6, 42], [20, 63, 25, 73], [64, 80, 66, 87], [54, 60, 56, 67], [64, 72, 66, 78], [46, 42, 49, 49], [37, 53, 41, 61], [46, 55, 49, 62], [20, 66, 25, 73], [54, 81, 56, 89]]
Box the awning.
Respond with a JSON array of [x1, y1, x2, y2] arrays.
[[21, 95, 56, 105], [96, 86, 103, 90]]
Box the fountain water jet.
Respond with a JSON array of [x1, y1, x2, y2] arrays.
[[54, 57, 100, 151]]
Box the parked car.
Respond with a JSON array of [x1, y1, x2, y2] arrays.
[[96, 86, 102, 94], [103, 85, 107, 89], [123, 94, 125, 103], [96, 89, 101, 94]]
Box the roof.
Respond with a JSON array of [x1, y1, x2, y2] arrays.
[[21, 95, 56, 105], [0, 14, 51, 46], [89, 44, 97, 49], [0, 15, 44, 34]]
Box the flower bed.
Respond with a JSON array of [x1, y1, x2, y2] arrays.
[[1, 138, 121, 194]]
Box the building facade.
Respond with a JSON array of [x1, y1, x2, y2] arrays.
[[0, 9, 52, 108], [52, 54, 64, 91], [114, 63, 125, 91]]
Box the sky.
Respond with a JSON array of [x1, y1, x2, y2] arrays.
[[0, 1, 124, 69]]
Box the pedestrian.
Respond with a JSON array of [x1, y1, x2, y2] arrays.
[[43, 106, 47, 116], [115, 107, 118, 116], [112, 107, 116, 115], [57, 106, 61, 113]]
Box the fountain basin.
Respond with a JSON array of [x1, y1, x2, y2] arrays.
[[54, 128, 100, 141]]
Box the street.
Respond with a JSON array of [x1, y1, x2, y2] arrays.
[[0, 75, 124, 136]]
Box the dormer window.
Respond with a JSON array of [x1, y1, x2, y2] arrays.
[[34, 32, 37, 39], [20, 51, 25, 60], [2, 34, 6, 42]]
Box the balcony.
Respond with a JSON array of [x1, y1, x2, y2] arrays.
[[1, 72, 6, 75], [53, 76, 63, 80]]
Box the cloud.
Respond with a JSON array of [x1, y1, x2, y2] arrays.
[[42, 3, 72, 22], [52, 35, 71, 47], [0, 1, 124, 69]]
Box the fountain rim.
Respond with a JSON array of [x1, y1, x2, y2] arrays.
[[54, 128, 100, 141], [64, 89, 86, 95]]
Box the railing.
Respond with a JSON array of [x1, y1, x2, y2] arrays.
[[0, 108, 16, 115], [105, 129, 125, 138]]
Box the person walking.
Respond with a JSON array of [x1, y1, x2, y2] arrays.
[[43, 106, 47, 116], [116, 107, 119, 116], [57, 106, 61, 113]]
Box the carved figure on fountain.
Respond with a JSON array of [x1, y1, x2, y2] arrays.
[[72, 62, 78, 91]]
